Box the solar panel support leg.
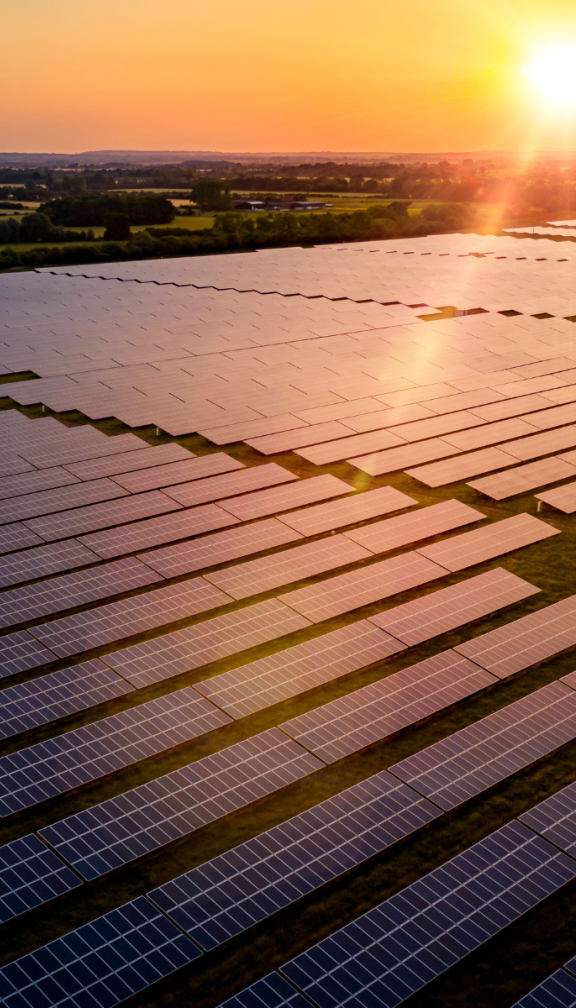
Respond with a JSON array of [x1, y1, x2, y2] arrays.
[[537, 500, 544, 512]]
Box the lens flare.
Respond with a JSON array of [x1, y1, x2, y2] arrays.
[[522, 44, 576, 108]]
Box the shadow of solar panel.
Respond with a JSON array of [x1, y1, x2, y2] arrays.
[[280, 650, 496, 763], [205, 535, 371, 600], [0, 833, 81, 923], [162, 462, 297, 507], [39, 729, 323, 880], [278, 821, 576, 1008], [216, 972, 311, 1008], [0, 556, 163, 629], [344, 499, 483, 553], [194, 621, 406, 718], [149, 770, 440, 950], [25, 490, 181, 542], [511, 969, 576, 1008], [0, 895, 201, 1008], [0, 659, 132, 740], [369, 568, 539, 645], [27, 577, 230, 659], [0, 540, 100, 588], [102, 599, 311, 688], [390, 681, 576, 810], [416, 512, 558, 572], [454, 594, 576, 678], [0, 630, 56, 679], [111, 451, 243, 492], [0, 688, 231, 816], [276, 486, 416, 537], [519, 778, 576, 857], [139, 519, 303, 578], [280, 551, 446, 623]]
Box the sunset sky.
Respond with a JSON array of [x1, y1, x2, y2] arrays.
[[4, 0, 576, 152]]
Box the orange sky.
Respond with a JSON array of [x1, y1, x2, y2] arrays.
[[3, 0, 576, 153]]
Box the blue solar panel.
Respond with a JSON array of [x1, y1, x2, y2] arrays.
[[0, 833, 81, 923], [277, 821, 576, 1008], [218, 972, 312, 1008], [511, 968, 576, 1007], [0, 895, 201, 1008]]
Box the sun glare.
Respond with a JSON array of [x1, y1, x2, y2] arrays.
[[522, 44, 576, 108]]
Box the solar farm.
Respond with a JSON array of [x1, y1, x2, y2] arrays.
[[3, 231, 576, 1008]]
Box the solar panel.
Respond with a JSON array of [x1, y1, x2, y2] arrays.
[[63, 441, 195, 480], [18, 432, 147, 469], [25, 490, 181, 542], [345, 404, 437, 434], [102, 598, 311, 688], [442, 417, 539, 451], [467, 457, 576, 500], [0, 895, 201, 1008], [39, 728, 323, 879], [454, 594, 576, 678], [0, 630, 56, 679], [279, 649, 495, 763], [520, 402, 576, 430], [369, 567, 540, 644], [0, 833, 82, 923], [0, 556, 163, 629], [0, 466, 79, 501], [162, 462, 297, 506], [344, 499, 483, 553], [278, 820, 576, 1008], [406, 446, 518, 487], [79, 501, 239, 558], [0, 659, 133, 740], [138, 518, 302, 578], [467, 393, 556, 423], [245, 419, 360, 454], [510, 969, 576, 1008], [0, 477, 130, 526], [502, 425, 576, 461], [28, 577, 231, 659], [149, 769, 440, 950], [110, 451, 244, 492], [536, 480, 576, 513], [416, 512, 558, 571], [276, 486, 416, 537], [0, 540, 100, 588], [387, 410, 486, 443], [218, 474, 351, 520], [0, 688, 230, 816], [0, 522, 45, 555], [390, 680, 576, 810], [215, 973, 311, 1008], [297, 429, 406, 466], [195, 620, 406, 718], [205, 535, 371, 600], [349, 438, 462, 477], [519, 777, 576, 857]]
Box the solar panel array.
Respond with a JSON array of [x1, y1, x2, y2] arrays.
[[4, 235, 576, 1008]]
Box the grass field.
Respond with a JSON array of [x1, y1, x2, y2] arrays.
[[1, 368, 576, 1008]]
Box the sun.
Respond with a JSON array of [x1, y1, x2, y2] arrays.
[[522, 43, 576, 108]]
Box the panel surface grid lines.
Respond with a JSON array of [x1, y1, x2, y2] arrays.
[[218, 474, 351, 520], [467, 457, 576, 501], [518, 778, 576, 856], [390, 680, 576, 810], [454, 594, 576, 678], [204, 535, 372, 600], [148, 769, 441, 950], [0, 478, 129, 526], [38, 729, 324, 879], [405, 447, 519, 488], [194, 620, 407, 718], [369, 568, 540, 645], [25, 490, 182, 542], [110, 451, 243, 492], [0, 688, 231, 816], [101, 598, 311, 688], [0, 659, 133, 741], [26, 576, 232, 659], [279, 650, 496, 763], [0, 832, 82, 923], [64, 441, 194, 480], [0, 895, 201, 1008], [216, 973, 311, 1008], [0, 556, 163, 630], [0, 540, 100, 589], [536, 481, 576, 514], [344, 498, 484, 552], [0, 630, 56, 679], [279, 820, 576, 1008], [276, 485, 416, 536], [416, 513, 559, 572], [162, 462, 298, 507], [279, 551, 447, 623], [510, 969, 576, 1008]]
